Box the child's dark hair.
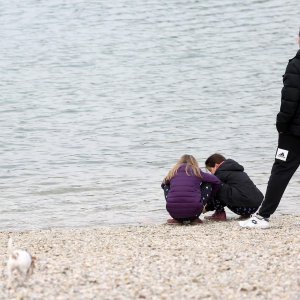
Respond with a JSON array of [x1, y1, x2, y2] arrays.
[[205, 153, 226, 167]]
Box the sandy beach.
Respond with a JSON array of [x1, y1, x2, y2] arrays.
[[1, 215, 300, 300]]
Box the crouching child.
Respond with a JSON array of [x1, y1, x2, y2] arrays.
[[162, 154, 221, 225], [204, 153, 263, 221]]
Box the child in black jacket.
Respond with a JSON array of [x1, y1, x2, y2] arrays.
[[204, 153, 263, 221]]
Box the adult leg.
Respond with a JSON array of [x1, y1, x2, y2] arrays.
[[258, 150, 300, 218], [239, 135, 300, 228]]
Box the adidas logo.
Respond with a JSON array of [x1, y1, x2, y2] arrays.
[[276, 148, 288, 161]]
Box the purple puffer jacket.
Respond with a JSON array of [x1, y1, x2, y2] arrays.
[[166, 164, 221, 219]]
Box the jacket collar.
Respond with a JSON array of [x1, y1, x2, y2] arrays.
[[296, 49, 300, 58]]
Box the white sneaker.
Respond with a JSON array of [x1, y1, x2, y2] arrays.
[[239, 214, 270, 229]]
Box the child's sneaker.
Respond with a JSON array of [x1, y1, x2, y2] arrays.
[[239, 214, 269, 229], [204, 211, 227, 221], [166, 218, 181, 225]]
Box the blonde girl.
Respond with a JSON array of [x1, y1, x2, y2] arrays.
[[161, 154, 221, 225]]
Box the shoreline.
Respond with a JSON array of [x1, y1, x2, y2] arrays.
[[1, 210, 298, 233], [1, 215, 300, 299]]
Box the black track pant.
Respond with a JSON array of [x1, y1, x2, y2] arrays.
[[258, 134, 300, 218]]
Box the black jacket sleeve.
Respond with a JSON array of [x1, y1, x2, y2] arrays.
[[276, 56, 300, 133]]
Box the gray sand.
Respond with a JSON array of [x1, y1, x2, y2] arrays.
[[1, 215, 300, 300]]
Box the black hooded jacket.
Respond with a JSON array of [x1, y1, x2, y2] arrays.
[[214, 159, 263, 208], [276, 49, 300, 136]]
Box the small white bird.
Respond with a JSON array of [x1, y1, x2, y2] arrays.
[[7, 237, 36, 287]]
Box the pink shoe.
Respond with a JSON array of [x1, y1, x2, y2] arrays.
[[205, 211, 227, 221], [166, 218, 181, 225]]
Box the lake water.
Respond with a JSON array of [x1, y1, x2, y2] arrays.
[[1, 0, 300, 230]]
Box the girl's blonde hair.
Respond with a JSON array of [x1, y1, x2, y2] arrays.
[[164, 154, 202, 182]]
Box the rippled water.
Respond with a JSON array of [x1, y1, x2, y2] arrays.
[[1, 0, 300, 230]]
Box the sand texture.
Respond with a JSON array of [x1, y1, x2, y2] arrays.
[[1, 215, 300, 300]]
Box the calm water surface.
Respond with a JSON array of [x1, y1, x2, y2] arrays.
[[1, 0, 300, 230]]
